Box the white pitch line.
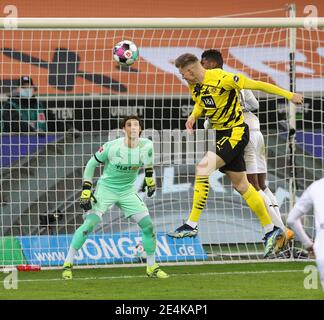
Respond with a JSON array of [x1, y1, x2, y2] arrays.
[[7, 269, 304, 283]]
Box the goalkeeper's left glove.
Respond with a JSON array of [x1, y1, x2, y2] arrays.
[[141, 168, 156, 197]]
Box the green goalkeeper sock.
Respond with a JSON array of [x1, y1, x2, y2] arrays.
[[138, 215, 156, 256], [71, 214, 101, 250]]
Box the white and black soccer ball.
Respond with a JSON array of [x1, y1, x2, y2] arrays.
[[113, 40, 139, 66]]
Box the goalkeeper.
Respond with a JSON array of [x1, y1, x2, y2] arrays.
[[62, 115, 169, 279]]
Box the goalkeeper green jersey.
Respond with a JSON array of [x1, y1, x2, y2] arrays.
[[83, 137, 154, 192]]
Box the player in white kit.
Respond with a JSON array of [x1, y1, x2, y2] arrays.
[[287, 178, 324, 291]]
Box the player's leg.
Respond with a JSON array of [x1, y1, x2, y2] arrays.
[[247, 173, 260, 190], [216, 125, 276, 238], [244, 134, 261, 190], [244, 130, 289, 254], [317, 259, 324, 292], [257, 173, 285, 230], [248, 172, 284, 233], [167, 150, 223, 238], [119, 191, 169, 278], [245, 136, 282, 230], [168, 126, 247, 238], [261, 177, 282, 218], [227, 170, 273, 232], [313, 231, 324, 291], [255, 130, 295, 248], [62, 182, 116, 279], [258, 173, 294, 246], [251, 132, 285, 230], [187, 151, 224, 225], [255, 143, 286, 231], [226, 170, 286, 258]]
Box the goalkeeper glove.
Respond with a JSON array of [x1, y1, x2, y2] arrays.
[[141, 168, 156, 197], [80, 181, 97, 211]]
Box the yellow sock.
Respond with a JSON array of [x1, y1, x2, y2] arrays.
[[242, 184, 272, 227], [188, 176, 209, 223]]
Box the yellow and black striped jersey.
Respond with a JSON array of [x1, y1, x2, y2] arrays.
[[189, 68, 294, 131], [190, 69, 246, 130]]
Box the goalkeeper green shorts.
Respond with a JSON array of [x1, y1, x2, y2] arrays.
[[87, 180, 149, 219]]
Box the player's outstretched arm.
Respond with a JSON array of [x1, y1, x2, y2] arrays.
[[243, 77, 304, 105]]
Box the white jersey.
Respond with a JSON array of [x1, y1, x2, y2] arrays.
[[239, 90, 260, 131], [239, 90, 267, 174]]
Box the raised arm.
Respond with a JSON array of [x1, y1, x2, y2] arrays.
[[243, 78, 303, 104]]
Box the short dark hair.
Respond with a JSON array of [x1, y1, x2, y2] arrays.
[[120, 115, 143, 129], [175, 53, 199, 68], [201, 49, 223, 69]]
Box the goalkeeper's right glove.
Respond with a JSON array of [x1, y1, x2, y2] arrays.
[[141, 168, 156, 197], [80, 181, 97, 211]]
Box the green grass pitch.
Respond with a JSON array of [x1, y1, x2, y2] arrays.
[[0, 262, 323, 300]]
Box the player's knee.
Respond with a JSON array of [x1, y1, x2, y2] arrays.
[[84, 214, 101, 231], [259, 182, 267, 190], [257, 174, 267, 190], [139, 216, 155, 235], [143, 221, 155, 235], [196, 164, 207, 175], [247, 175, 260, 190], [196, 152, 215, 175], [196, 159, 207, 170]]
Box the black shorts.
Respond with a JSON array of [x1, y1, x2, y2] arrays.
[[212, 123, 249, 173]]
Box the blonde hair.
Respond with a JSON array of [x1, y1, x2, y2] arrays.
[[175, 53, 199, 68]]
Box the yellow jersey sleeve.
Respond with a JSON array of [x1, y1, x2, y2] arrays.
[[222, 72, 246, 91], [243, 78, 294, 100], [189, 83, 204, 119], [191, 102, 204, 119]]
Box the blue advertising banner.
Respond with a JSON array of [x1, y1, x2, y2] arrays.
[[18, 232, 208, 266], [0, 134, 61, 167]]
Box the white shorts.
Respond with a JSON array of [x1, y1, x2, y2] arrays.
[[244, 130, 267, 174]]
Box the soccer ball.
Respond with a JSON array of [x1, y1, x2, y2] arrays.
[[113, 40, 139, 66]]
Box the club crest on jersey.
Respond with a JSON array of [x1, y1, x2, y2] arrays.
[[233, 75, 239, 83], [98, 146, 104, 153]]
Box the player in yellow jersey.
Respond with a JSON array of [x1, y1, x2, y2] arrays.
[[200, 49, 295, 251], [168, 53, 303, 258], [193, 49, 294, 251]]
